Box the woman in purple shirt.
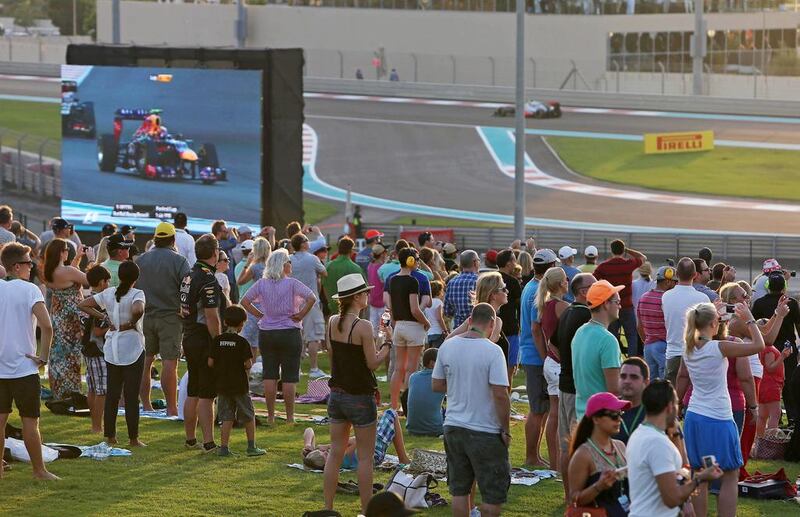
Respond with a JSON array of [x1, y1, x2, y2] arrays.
[[242, 248, 317, 423]]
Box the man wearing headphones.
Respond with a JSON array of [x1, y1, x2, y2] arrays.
[[385, 247, 431, 410], [636, 265, 678, 380]]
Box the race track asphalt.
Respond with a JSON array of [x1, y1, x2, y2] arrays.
[[60, 67, 262, 223], [305, 97, 800, 234]]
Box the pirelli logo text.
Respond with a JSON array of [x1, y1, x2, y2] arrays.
[[644, 131, 714, 155]]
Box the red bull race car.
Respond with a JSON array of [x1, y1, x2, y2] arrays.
[[97, 108, 227, 185], [493, 99, 562, 119], [61, 80, 96, 138]]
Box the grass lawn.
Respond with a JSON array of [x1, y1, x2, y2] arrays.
[[390, 216, 511, 229], [0, 99, 60, 157], [3, 354, 797, 516], [304, 196, 340, 225], [546, 137, 800, 202]]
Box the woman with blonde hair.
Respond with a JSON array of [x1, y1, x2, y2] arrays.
[[535, 266, 570, 470], [92, 236, 110, 267], [237, 237, 271, 353], [241, 248, 317, 423], [682, 302, 764, 517], [518, 250, 534, 286]]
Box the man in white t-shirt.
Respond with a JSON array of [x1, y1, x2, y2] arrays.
[[0, 243, 59, 480], [661, 258, 709, 387], [628, 380, 721, 517], [432, 303, 510, 517], [173, 212, 197, 266]]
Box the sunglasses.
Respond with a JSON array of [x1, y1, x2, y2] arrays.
[[495, 286, 508, 293], [595, 410, 622, 421], [15, 260, 34, 267], [219, 258, 229, 263]]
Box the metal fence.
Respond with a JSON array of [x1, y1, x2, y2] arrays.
[[0, 129, 61, 200]]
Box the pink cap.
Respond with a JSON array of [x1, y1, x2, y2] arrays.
[[585, 392, 631, 418], [762, 258, 782, 273]]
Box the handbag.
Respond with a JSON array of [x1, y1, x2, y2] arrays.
[[564, 502, 607, 517], [407, 448, 447, 477], [753, 428, 792, 460], [385, 470, 438, 509]]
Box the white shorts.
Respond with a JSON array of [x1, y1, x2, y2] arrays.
[[393, 321, 426, 347], [301, 304, 326, 343], [543, 356, 561, 397]]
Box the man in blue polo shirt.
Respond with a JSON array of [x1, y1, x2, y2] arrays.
[[520, 248, 559, 467]]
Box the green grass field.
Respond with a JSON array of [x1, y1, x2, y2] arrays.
[[389, 216, 511, 229], [2, 354, 797, 516], [0, 99, 61, 157], [546, 137, 800, 202], [304, 197, 340, 225]]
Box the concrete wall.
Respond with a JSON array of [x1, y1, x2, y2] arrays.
[[95, 2, 800, 97], [0, 36, 93, 64]]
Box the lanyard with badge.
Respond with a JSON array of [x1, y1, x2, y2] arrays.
[[587, 438, 630, 512], [620, 405, 644, 440]]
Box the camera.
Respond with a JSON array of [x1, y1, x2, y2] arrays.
[[726, 304, 735, 314], [701, 455, 716, 469], [791, 271, 797, 278]]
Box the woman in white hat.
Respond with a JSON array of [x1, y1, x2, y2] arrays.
[[323, 273, 392, 515]]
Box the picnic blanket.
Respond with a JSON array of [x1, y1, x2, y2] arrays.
[[287, 454, 400, 474], [254, 410, 329, 424], [510, 468, 559, 486], [116, 408, 181, 421], [296, 378, 331, 404]]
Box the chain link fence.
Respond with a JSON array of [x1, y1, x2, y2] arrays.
[[0, 128, 61, 200]]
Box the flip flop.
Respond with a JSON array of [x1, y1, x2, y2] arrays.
[[2, 459, 11, 472], [336, 481, 359, 495]]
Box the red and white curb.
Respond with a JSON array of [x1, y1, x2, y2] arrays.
[[477, 127, 800, 213]]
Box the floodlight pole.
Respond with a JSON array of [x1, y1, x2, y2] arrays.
[[691, 0, 704, 95], [112, 0, 120, 44], [513, 0, 526, 241]]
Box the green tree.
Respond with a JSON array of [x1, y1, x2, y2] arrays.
[[47, 0, 94, 36], [11, 0, 47, 28]]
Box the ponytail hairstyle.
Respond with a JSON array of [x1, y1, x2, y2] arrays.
[[116, 260, 140, 302], [684, 302, 718, 356], [337, 295, 357, 333], [535, 267, 567, 322], [94, 236, 110, 265], [569, 415, 595, 459]]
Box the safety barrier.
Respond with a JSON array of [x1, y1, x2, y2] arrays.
[[0, 129, 61, 200]]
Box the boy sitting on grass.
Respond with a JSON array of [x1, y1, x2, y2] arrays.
[[208, 305, 266, 457]]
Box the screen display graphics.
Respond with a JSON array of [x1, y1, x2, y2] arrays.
[[60, 65, 262, 233]]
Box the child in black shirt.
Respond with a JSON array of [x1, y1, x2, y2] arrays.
[[208, 305, 265, 457], [83, 265, 111, 434]]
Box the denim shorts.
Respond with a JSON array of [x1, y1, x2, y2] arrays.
[[327, 390, 378, 428], [443, 425, 511, 505]]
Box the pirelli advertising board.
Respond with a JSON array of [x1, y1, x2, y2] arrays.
[[644, 131, 714, 154]]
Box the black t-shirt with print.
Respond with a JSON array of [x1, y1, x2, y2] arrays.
[[753, 293, 800, 359], [180, 261, 226, 340], [498, 272, 522, 336], [388, 274, 420, 322], [209, 332, 253, 395]]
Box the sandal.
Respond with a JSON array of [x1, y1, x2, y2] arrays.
[[2, 459, 11, 472], [425, 492, 448, 507], [336, 481, 360, 495]]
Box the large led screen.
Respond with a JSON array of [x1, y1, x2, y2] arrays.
[[61, 65, 262, 233]]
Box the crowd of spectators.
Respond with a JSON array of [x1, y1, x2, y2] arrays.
[[2, 201, 800, 517]]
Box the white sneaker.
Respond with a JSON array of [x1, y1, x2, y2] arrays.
[[308, 368, 327, 379]]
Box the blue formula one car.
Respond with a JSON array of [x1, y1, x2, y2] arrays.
[[97, 108, 227, 185], [61, 80, 96, 138]]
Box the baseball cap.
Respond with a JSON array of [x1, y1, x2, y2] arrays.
[[533, 248, 560, 265], [309, 239, 329, 255], [107, 233, 134, 252], [51, 217, 72, 231], [485, 249, 498, 265], [767, 271, 786, 292], [585, 392, 631, 419], [154, 222, 176, 238], [372, 244, 387, 257], [364, 229, 384, 241], [240, 239, 254, 252], [584, 245, 598, 258], [558, 246, 577, 260], [237, 225, 253, 235], [120, 225, 136, 235], [101, 223, 118, 236], [586, 280, 625, 308], [638, 261, 652, 276], [762, 258, 782, 273], [443, 243, 457, 255], [656, 265, 677, 282]]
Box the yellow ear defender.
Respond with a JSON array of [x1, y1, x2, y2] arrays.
[[664, 267, 675, 281], [405, 255, 416, 268]]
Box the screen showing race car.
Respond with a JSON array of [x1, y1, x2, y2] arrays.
[[60, 65, 262, 233]]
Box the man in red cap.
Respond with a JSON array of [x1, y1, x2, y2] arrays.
[[572, 280, 624, 419], [356, 229, 384, 274]]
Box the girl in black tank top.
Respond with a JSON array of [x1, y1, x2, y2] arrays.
[[328, 317, 377, 395]]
